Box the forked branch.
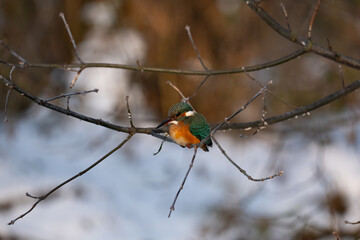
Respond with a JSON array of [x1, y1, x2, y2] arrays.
[[8, 134, 133, 225], [244, 0, 360, 70], [59, 12, 85, 88], [213, 137, 283, 181], [219, 78, 360, 131], [2, 75, 360, 137]]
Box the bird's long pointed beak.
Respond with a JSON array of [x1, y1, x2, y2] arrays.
[[156, 117, 171, 129]]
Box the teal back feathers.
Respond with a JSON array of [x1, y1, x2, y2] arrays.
[[185, 113, 213, 148]]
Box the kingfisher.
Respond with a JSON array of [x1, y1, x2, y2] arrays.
[[156, 102, 213, 151]]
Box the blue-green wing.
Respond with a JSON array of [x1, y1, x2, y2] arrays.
[[189, 113, 213, 147]]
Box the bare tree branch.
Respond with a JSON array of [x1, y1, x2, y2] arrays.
[[1, 3, 359, 231], [168, 146, 198, 218], [185, 25, 209, 72], [153, 139, 165, 155], [59, 12, 86, 88], [184, 25, 212, 100], [8, 134, 133, 225], [218, 78, 360, 131], [244, 0, 360, 70], [0, 48, 306, 76], [344, 220, 360, 225], [59, 12, 83, 64], [242, 66, 296, 109], [69, 68, 84, 89], [3, 66, 16, 122], [0, 75, 157, 135], [0, 40, 27, 64], [166, 80, 197, 113], [198, 82, 271, 148], [338, 65, 345, 88], [213, 136, 283, 181], [308, 0, 322, 40], [167, 80, 187, 100], [188, 75, 210, 100], [2, 75, 360, 138], [44, 88, 99, 102], [280, 3, 292, 33], [4, 87, 11, 122], [242, 89, 269, 136], [126, 95, 135, 129]]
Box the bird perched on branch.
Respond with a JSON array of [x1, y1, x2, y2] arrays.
[[156, 102, 212, 151]]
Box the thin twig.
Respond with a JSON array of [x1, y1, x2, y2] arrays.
[[26, 192, 45, 200], [9, 66, 15, 81], [8, 134, 133, 225], [242, 66, 296, 108], [280, 3, 292, 33], [167, 81, 197, 111], [4, 88, 11, 122], [66, 96, 71, 110], [2, 75, 360, 135], [69, 68, 84, 89], [327, 39, 345, 89], [59, 12, 84, 89], [126, 95, 135, 129], [239, 81, 268, 137], [185, 25, 211, 99], [199, 82, 271, 147], [0, 74, 161, 137], [242, 90, 269, 137], [308, 0, 322, 40], [0, 59, 15, 67], [188, 75, 210, 100], [168, 146, 198, 218], [219, 82, 269, 125], [3, 66, 15, 122], [344, 220, 360, 225], [213, 136, 283, 181], [214, 78, 360, 131], [167, 81, 187, 100], [59, 12, 83, 64], [185, 25, 208, 72], [245, 0, 360, 70], [44, 88, 99, 102], [338, 65, 345, 88], [0, 48, 309, 75], [0, 40, 27, 64], [261, 91, 268, 124], [153, 139, 165, 155], [242, 66, 262, 88]]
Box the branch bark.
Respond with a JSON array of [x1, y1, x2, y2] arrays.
[[8, 134, 133, 225], [2, 48, 306, 76], [244, 0, 360, 70], [1, 75, 360, 137]]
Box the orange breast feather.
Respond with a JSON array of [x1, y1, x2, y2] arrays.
[[169, 122, 200, 147]]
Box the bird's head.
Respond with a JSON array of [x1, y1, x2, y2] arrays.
[[156, 102, 195, 128]]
